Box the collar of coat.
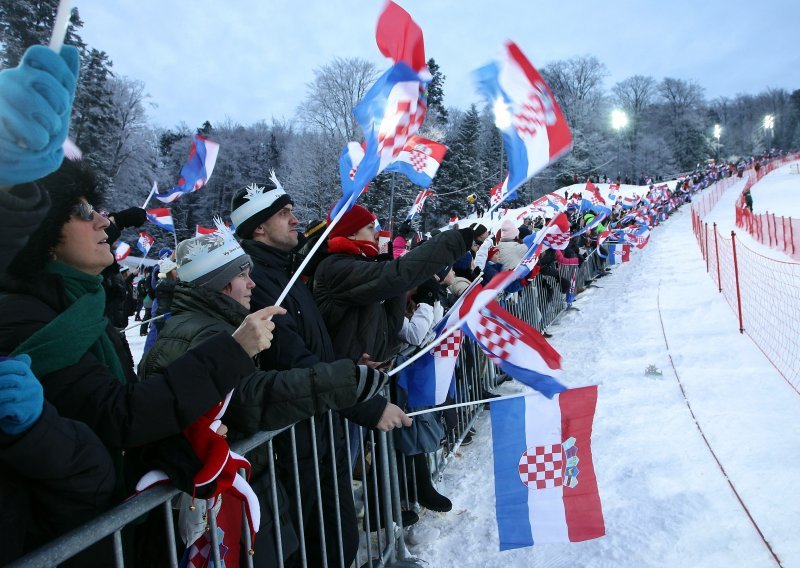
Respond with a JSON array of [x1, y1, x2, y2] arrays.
[[327, 236, 379, 258], [171, 281, 250, 328]]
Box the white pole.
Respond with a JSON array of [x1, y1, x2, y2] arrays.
[[405, 391, 529, 417], [48, 0, 73, 52], [141, 181, 157, 210]]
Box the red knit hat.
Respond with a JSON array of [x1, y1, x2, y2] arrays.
[[327, 204, 377, 239]]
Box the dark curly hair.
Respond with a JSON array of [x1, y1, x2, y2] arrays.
[[7, 159, 105, 281]]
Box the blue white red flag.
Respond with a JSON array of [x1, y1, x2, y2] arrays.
[[398, 311, 461, 407], [404, 188, 435, 221], [607, 243, 630, 265], [195, 224, 216, 238], [474, 42, 571, 206], [490, 387, 604, 550], [461, 294, 566, 398], [137, 231, 154, 256], [490, 177, 509, 207], [386, 136, 446, 189], [541, 212, 571, 250], [620, 195, 637, 209], [607, 183, 620, 204], [585, 180, 605, 205], [146, 208, 175, 233], [156, 135, 219, 204], [114, 241, 130, 262]]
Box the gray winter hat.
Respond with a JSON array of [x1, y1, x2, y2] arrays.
[[176, 218, 252, 291]]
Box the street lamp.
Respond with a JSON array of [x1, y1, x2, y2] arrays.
[[611, 109, 628, 179], [763, 114, 775, 153], [713, 124, 721, 162]]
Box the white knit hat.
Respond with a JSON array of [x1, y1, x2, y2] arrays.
[[176, 217, 252, 290]]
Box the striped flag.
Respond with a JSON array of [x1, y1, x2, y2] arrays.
[[137, 231, 154, 255], [146, 208, 175, 233], [156, 135, 219, 204], [386, 136, 447, 189], [491, 387, 604, 550], [405, 188, 435, 221], [113, 241, 131, 262]]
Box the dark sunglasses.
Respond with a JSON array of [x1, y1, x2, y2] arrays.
[[71, 202, 108, 222]]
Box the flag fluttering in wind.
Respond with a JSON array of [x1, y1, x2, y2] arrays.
[[156, 135, 219, 204], [385, 136, 447, 188], [606, 243, 630, 264], [474, 41, 572, 207], [195, 224, 217, 238], [404, 189, 435, 221], [114, 241, 131, 262], [585, 180, 606, 205], [145, 208, 175, 233], [491, 386, 605, 550], [490, 177, 509, 207], [541, 212, 571, 250], [137, 231, 154, 255], [334, 1, 430, 219]]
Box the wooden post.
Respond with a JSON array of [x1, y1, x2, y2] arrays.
[[713, 223, 722, 292], [705, 223, 710, 272], [731, 231, 744, 334]]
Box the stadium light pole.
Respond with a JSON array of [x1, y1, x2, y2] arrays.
[[763, 114, 775, 154], [611, 109, 628, 180], [713, 124, 722, 162]]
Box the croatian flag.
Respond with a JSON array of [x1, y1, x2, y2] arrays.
[[195, 224, 216, 237], [146, 208, 175, 233], [114, 241, 131, 262], [156, 135, 220, 204], [333, 2, 430, 219], [473, 42, 572, 206], [386, 136, 447, 188], [620, 195, 637, 209], [491, 387, 605, 550], [607, 243, 630, 265], [461, 294, 566, 398], [405, 189, 434, 221], [449, 214, 459, 226], [398, 311, 461, 407], [541, 213, 571, 250], [607, 183, 620, 204], [137, 231, 154, 256], [585, 180, 605, 205], [490, 177, 510, 207]]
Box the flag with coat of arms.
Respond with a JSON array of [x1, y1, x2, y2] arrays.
[[137, 231, 154, 255], [156, 135, 219, 204], [607, 243, 630, 264], [404, 188, 435, 221], [491, 386, 605, 550], [473, 41, 572, 208], [385, 135, 447, 188]]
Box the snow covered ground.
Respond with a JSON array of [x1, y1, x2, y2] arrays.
[[405, 168, 800, 567], [125, 165, 800, 568]]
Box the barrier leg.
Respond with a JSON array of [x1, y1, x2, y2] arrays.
[[731, 231, 744, 334]]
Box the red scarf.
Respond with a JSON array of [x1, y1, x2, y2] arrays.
[[328, 236, 379, 258]]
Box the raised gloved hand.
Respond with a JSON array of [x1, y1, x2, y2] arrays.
[[355, 364, 390, 402], [111, 207, 147, 230], [0, 354, 44, 436], [412, 278, 439, 306], [0, 45, 81, 186]]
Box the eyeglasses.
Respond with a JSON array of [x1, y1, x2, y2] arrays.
[[71, 202, 108, 222]]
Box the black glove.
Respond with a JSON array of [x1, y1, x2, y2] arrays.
[[355, 364, 390, 402], [412, 278, 439, 306], [111, 207, 147, 229], [458, 227, 475, 249]]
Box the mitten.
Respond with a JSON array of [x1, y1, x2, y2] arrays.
[[355, 364, 390, 402], [0, 45, 80, 185], [412, 278, 439, 306], [0, 354, 43, 436], [111, 207, 147, 229]]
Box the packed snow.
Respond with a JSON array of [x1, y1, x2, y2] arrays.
[[126, 164, 800, 568]]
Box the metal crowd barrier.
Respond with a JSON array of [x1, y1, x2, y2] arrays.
[[10, 267, 582, 568]]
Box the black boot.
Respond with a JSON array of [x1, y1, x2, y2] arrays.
[[413, 455, 452, 512]]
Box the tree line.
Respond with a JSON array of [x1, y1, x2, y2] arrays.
[[2, 2, 798, 247]]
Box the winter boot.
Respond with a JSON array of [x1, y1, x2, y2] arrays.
[[413, 455, 452, 512]]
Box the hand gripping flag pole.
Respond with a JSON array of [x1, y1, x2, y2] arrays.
[[49, 0, 82, 161]]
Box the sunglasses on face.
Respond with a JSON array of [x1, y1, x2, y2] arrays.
[[71, 202, 108, 222]]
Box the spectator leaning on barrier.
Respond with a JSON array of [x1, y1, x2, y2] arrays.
[[230, 178, 395, 567], [139, 225, 389, 567], [744, 188, 754, 212]]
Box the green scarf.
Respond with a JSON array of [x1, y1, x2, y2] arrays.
[[12, 261, 127, 384]]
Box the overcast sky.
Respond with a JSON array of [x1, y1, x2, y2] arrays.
[[76, 0, 800, 130]]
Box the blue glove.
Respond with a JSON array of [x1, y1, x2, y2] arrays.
[[0, 45, 80, 186], [0, 354, 44, 436]]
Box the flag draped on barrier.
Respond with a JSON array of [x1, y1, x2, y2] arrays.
[[491, 386, 605, 550], [156, 135, 219, 204]]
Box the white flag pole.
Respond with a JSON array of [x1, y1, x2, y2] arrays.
[[405, 391, 530, 417], [48, 0, 72, 52], [141, 181, 157, 210]]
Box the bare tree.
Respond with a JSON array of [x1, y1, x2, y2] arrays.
[[296, 57, 381, 146]]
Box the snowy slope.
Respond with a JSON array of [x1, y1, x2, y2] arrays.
[[406, 180, 800, 567]]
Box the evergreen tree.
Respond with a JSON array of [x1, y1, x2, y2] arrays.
[[425, 58, 448, 133], [0, 1, 85, 67]]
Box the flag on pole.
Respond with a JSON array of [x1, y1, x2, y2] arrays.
[[541, 213, 571, 250], [474, 41, 572, 206], [607, 183, 620, 204], [490, 177, 509, 207], [195, 224, 217, 238], [585, 180, 605, 205], [145, 208, 175, 233], [607, 243, 630, 264], [461, 294, 566, 398], [386, 136, 447, 188], [404, 188, 435, 221], [156, 135, 220, 203], [490, 387, 604, 550], [114, 241, 131, 262], [398, 311, 461, 407], [137, 231, 154, 255]]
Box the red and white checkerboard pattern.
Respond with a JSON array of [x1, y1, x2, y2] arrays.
[[409, 150, 427, 172], [378, 98, 426, 162], [513, 91, 546, 140], [433, 329, 463, 358], [518, 444, 564, 490], [474, 315, 516, 359], [542, 230, 570, 249]]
